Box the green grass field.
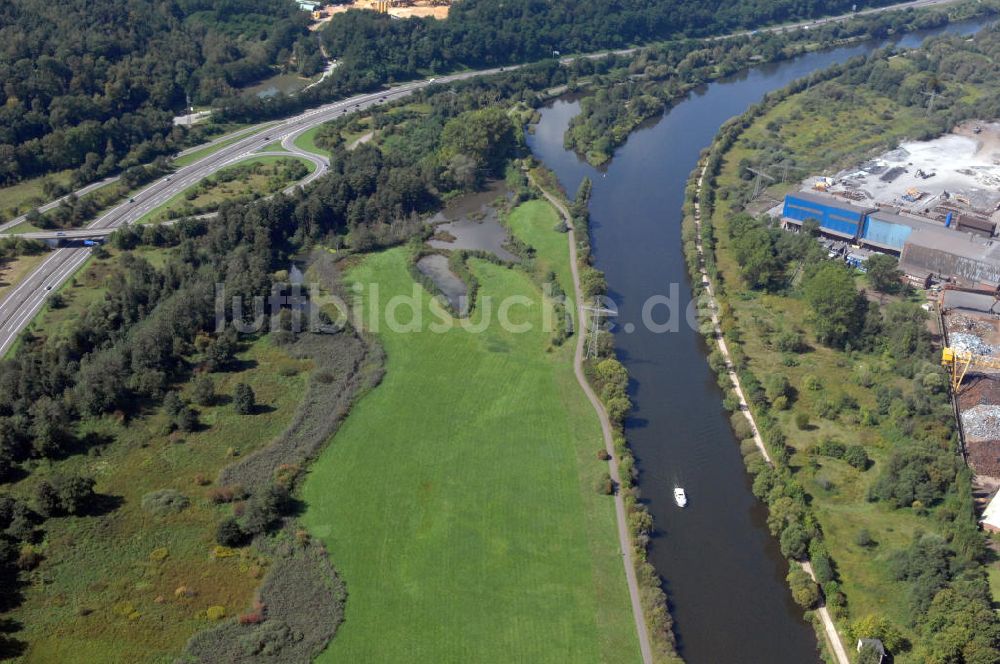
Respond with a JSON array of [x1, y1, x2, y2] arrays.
[[301, 201, 639, 663]]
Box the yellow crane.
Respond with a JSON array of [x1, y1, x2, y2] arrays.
[[941, 347, 1000, 393]]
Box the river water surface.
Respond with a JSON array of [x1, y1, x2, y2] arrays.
[[526, 17, 991, 664]]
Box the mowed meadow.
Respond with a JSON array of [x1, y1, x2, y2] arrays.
[[302, 201, 640, 663]]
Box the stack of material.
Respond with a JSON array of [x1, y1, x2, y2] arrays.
[[950, 332, 996, 356], [961, 404, 1000, 442]]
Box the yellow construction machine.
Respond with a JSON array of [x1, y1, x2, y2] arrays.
[[941, 346, 1000, 393]]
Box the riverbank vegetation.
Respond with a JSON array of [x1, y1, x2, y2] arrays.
[[687, 25, 1000, 663], [563, 0, 998, 165]]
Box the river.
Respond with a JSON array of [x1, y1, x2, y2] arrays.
[[526, 17, 991, 664]]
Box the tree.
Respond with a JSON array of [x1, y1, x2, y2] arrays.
[[233, 383, 256, 415], [780, 522, 810, 559], [864, 253, 903, 293], [56, 476, 96, 515], [802, 262, 867, 347], [848, 614, 905, 652], [787, 567, 820, 609], [192, 374, 215, 407], [34, 475, 96, 516], [439, 107, 516, 187], [240, 485, 287, 536]]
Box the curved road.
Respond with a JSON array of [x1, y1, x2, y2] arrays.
[[0, 67, 507, 354]]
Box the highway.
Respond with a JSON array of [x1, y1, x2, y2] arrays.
[[0, 0, 967, 356], [0, 67, 506, 354]]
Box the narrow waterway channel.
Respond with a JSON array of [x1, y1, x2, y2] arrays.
[[526, 17, 991, 664]]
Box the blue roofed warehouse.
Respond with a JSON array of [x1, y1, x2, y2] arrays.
[[782, 191, 873, 240]]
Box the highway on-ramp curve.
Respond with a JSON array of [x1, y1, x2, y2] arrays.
[[0, 68, 506, 355]]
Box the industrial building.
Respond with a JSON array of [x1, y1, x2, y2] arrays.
[[782, 191, 872, 239], [780, 189, 1000, 288]]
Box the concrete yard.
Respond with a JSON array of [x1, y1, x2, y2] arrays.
[[824, 121, 1000, 213]]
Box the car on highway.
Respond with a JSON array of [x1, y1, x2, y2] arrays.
[[129, 198, 135, 203], [45, 286, 52, 291], [56, 232, 65, 236]]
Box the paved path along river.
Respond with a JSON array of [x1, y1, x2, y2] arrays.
[[527, 16, 992, 664]]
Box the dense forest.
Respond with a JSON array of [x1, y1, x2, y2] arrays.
[[0, 0, 928, 190], [0, 0, 319, 186], [323, 0, 906, 79]]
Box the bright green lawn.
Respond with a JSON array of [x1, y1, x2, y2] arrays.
[[302, 202, 639, 663], [292, 126, 331, 157]]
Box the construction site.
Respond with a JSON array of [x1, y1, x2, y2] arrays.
[[773, 121, 1000, 288], [308, 0, 450, 25]]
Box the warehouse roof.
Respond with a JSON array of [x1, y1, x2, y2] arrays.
[[786, 190, 874, 213], [907, 227, 1000, 261], [867, 208, 940, 230]]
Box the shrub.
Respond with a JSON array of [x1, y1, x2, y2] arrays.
[[596, 449, 611, 461], [233, 383, 256, 415], [595, 472, 614, 495], [208, 484, 247, 504], [206, 606, 226, 621], [775, 330, 806, 353], [216, 517, 246, 547], [794, 412, 810, 430], [814, 399, 839, 420], [843, 445, 870, 470], [803, 374, 823, 391], [816, 437, 846, 459], [855, 528, 875, 548], [141, 489, 190, 516]]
